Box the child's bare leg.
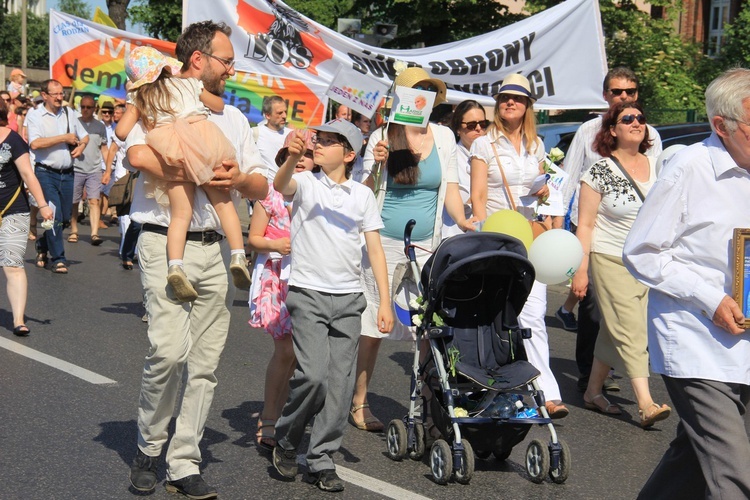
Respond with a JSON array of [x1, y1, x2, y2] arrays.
[[203, 185, 251, 289], [165, 182, 198, 302]]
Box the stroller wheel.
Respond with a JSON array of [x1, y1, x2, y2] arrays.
[[549, 438, 571, 484], [386, 419, 407, 461], [525, 438, 550, 483], [429, 439, 452, 485], [452, 439, 474, 485], [408, 422, 426, 461]]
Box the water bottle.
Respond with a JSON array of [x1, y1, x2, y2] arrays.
[[490, 394, 519, 418]]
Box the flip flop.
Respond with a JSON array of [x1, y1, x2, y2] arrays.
[[12, 325, 30, 337], [67, 233, 78, 243], [36, 252, 48, 268], [583, 393, 622, 415]]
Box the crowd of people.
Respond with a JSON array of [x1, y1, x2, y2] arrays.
[[3, 27, 749, 498]]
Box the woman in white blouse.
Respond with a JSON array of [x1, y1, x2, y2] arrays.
[[470, 74, 568, 419], [572, 101, 671, 428]]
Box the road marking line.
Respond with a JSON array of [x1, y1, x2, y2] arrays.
[[0, 337, 117, 385]]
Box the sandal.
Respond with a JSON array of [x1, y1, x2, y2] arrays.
[[256, 418, 276, 451], [36, 252, 48, 268], [639, 403, 671, 428], [583, 393, 622, 415], [67, 233, 78, 243], [53, 262, 69, 274], [349, 403, 384, 432], [122, 261, 134, 270], [90, 234, 103, 246], [12, 325, 30, 337], [544, 400, 570, 419]]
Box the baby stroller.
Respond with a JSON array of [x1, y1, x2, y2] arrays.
[[385, 220, 571, 485]]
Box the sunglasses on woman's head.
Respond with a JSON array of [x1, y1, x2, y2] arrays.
[[461, 120, 490, 130], [618, 114, 646, 125]]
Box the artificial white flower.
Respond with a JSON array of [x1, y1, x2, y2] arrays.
[[548, 147, 565, 164], [412, 314, 422, 327], [40, 220, 55, 230], [393, 60, 407, 76], [409, 298, 421, 310]]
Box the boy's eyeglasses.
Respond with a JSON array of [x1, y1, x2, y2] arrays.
[[312, 136, 344, 147], [201, 51, 235, 71], [617, 114, 646, 125], [609, 88, 638, 97], [461, 120, 490, 130]]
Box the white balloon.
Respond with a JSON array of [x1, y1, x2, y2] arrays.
[[656, 144, 686, 177], [528, 229, 584, 285]]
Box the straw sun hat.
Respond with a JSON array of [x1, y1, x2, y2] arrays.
[[125, 46, 182, 91], [394, 67, 447, 105], [493, 73, 535, 102]]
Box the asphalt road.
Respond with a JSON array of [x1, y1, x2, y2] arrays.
[[0, 221, 734, 499]]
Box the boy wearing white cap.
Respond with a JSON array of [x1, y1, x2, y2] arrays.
[[271, 119, 394, 492]]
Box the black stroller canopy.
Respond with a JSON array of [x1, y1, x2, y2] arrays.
[[421, 232, 535, 320]]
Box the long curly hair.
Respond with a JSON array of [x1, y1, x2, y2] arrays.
[[132, 71, 184, 130], [593, 101, 652, 157]]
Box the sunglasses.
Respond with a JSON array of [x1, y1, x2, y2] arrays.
[[497, 93, 528, 104], [100, 109, 112, 114], [461, 120, 490, 130], [610, 88, 638, 97], [618, 114, 646, 125], [413, 83, 438, 92]]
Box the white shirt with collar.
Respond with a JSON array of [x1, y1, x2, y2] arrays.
[[562, 115, 662, 226], [288, 170, 383, 294], [129, 105, 265, 231], [25, 105, 89, 169], [623, 133, 750, 384]]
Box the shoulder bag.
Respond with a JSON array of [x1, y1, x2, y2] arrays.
[[108, 171, 139, 208], [609, 155, 646, 202], [490, 142, 550, 239], [0, 187, 23, 226]]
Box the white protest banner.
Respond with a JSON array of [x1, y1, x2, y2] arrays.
[[49, 10, 328, 125], [185, 0, 608, 109], [325, 65, 390, 119], [389, 86, 436, 128]]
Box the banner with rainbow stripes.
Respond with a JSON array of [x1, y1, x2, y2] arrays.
[[49, 10, 327, 126]]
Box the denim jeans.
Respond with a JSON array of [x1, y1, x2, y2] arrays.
[[35, 167, 74, 266], [120, 218, 141, 261]]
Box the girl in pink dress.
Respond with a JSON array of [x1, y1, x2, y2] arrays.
[[248, 130, 315, 451], [116, 46, 250, 302]]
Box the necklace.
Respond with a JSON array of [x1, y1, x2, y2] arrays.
[[409, 130, 428, 153]]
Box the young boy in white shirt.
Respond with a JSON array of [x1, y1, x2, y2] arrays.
[[271, 119, 394, 492]]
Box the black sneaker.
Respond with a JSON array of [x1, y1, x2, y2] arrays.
[[273, 445, 298, 479], [305, 469, 345, 492], [555, 307, 578, 331], [577, 374, 590, 393], [164, 474, 217, 499], [129, 449, 158, 492]]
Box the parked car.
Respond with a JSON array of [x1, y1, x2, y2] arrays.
[[537, 122, 581, 152]]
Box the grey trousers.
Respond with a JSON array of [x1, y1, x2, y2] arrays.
[[275, 286, 367, 473], [638, 376, 750, 500]]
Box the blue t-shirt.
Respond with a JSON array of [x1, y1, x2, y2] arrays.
[[381, 144, 441, 241]]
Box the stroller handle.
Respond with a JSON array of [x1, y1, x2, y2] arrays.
[[404, 219, 417, 261]]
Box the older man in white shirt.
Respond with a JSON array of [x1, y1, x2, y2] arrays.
[[624, 68, 750, 500]]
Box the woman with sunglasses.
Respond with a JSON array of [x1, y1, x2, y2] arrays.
[[572, 101, 671, 427], [470, 73, 568, 419], [353, 67, 474, 432], [443, 100, 488, 238]]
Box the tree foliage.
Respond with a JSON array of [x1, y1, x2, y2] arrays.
[[58, 0, 92, 19], [719, 1, 750, 69], [129, 0, 182, 42], [285, 0, 353, 30], [346, 0, 524, 48], [0, 11, 49, 67]]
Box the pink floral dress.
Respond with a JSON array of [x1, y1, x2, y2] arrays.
[[248, 184, 292, 339]]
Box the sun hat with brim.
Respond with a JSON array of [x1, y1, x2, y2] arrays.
[[126, 46, 182, 91], [493, 73, 535, 102], [100, 101, 115, 110], [10, 69, 27, 78], [310, 119, 364, 155], [275, 129, 317, 167], [394, 67, 447, 105]]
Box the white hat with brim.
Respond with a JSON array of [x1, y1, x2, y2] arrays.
[[493, 73, 535, 102], [310, 119, 364, 154], [394, 67, 447, 105]]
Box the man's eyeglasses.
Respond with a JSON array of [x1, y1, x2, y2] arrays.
[[311, 136, 344, 147], [461, 120, 490, 130], [618, 114, 646, 125], [609, 88, 638, 97], [44, 92, 65, 97], [414, 83, 438, 92], [80, 105, 96, 110], [201, 52, 235, 71]]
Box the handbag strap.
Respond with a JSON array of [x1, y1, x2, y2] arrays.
[[609, 155, 646, 202], [490, 142, 517, 211], [1, 187, 23, 218]]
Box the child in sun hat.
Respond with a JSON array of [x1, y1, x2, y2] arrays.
[[115, 45, 250, 302]]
